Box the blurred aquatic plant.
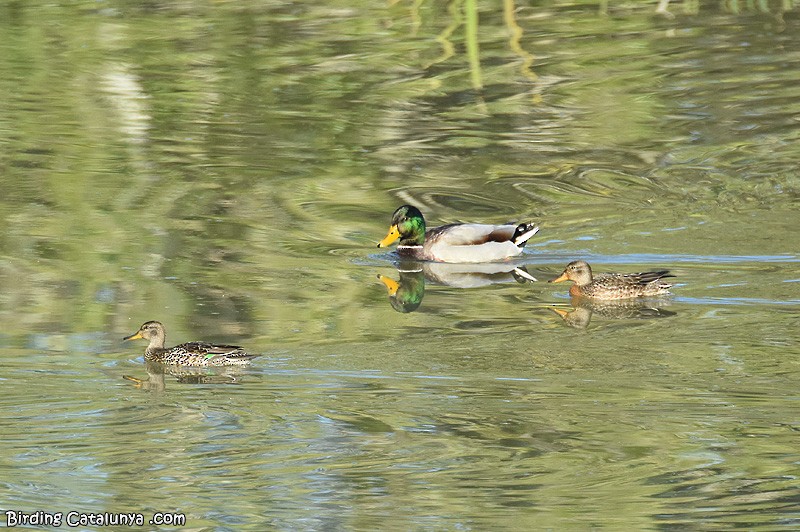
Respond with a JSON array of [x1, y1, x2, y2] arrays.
[[465, 0, 482, 90], [410, 0, 539, 95]]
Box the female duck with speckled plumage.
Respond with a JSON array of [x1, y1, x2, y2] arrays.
[[123, 321, 256, 367], [550, 260, 675, 300]]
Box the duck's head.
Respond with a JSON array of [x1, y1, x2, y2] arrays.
[[377, 271, 424, 313], [378, 205, 426, 248], [549, 260, 593, 286], [123, 320, 167, 346]]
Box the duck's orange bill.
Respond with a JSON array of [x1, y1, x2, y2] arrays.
[[123, 331, 143, 341], [378, 274, 400, 296], [549, 273, 569, 283], [378, 225, 400, 248], [550, 307, 570, 318]]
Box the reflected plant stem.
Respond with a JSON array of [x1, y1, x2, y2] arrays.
[[426, 0, 459, 69], [409, 0, 424, 36], [680, 0, 694, 14], [503, 0, 540, 103], [655, 0, 673, 17], [464, 0, 482, 91]]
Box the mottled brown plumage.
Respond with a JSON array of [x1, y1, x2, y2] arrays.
[[123, 321, 256, 367], [550, 260, 674, 300]]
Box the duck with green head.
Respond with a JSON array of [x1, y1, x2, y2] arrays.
[[378, 205, 539, 263]]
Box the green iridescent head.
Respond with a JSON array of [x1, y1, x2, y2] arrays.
[[378, 205, 427, 247]]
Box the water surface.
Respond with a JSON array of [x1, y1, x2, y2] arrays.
[[1, 1, 799, 529]]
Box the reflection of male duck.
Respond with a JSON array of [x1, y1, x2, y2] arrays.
[[551, 297, 676, 329], [378, 261, 537, 313], [421, 261, 537, 287], [378, 205, 539, 263], [378, 269, 425, 313]]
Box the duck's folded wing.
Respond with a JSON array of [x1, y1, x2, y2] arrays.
[[429, 223, 516, 246], [622, 271, 675, 286], [176, 341, 233, 354], [178, 342, 254, 360]]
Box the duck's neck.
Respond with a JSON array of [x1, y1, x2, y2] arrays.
[[147, 331, 166, 350], [576, 266, 593, 286]]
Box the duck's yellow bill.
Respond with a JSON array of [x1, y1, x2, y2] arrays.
[[378, 275, 400, 296], [378, 225, 400, 248], [123, 331, 143, 341], [549, 307, 570, 318], [549, 273, 569, 283]]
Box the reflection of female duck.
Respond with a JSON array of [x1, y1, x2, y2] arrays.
[[123, 360, 252, 390], [378, 205, 539, 263], [123, 361, 167, 391], [550, 260, 674, 300], [378, 261, 536, 313], [551, 298, 676, 329]]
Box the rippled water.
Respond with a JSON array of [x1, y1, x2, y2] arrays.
[[1, 1, 799, 529]]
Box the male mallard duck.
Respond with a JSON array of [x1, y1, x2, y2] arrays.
[[123, 321, 256, 367], [377, 205, 539, 263], [549, 260, 674, 300]]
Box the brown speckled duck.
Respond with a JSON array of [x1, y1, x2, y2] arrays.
[[123, 321, 256, 367], [377, 205, 539, 263], [550, 260, 674, 300]]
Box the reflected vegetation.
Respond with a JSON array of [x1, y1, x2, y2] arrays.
[[1, 1, 799, 529]]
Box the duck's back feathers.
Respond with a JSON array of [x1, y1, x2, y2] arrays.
[[150, 342, 256, 366], [427, 222, 539, 247], [582, 272, 674, 299], [411, 222, 539, 263]]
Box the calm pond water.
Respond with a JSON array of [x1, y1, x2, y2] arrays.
[[1, 1, 799, 530]]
